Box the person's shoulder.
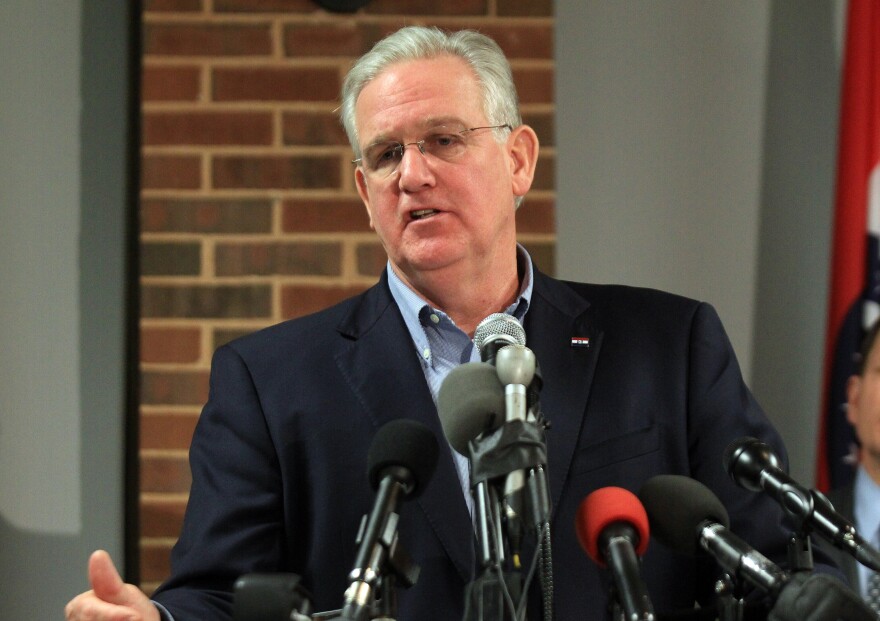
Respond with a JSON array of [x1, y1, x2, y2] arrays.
[[540, 273, 704, 316], [221, 283, 379, 358]]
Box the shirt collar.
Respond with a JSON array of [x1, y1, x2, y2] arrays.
[[387, 243, 535, 348]]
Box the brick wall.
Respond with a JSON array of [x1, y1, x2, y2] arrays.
[[138, 0, 555, 591]]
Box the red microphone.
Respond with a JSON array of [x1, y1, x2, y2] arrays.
[[576, 487, 654, 621]]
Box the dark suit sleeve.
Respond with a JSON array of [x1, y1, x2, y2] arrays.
[[683, 303, 843, 590], [684, 303, 789, 538], [152, 343, 286, 620]]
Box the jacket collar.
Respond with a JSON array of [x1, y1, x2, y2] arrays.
[[332, 269, 601, 579]]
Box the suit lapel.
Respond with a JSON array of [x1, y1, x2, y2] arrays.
[[328, 270, 605, 578], [526, 272, 602, 516], [333, 276, 475, 581]]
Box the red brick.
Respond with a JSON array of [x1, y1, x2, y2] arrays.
[[142, 65, 200, 101], [144, 23, 272, 57], [140, 411, 200, 450], [141, 284, 272, 319], [281, 198, 371, 233], [281, 284, 369, 319], [214, 0, 314, 12], [283, 22, 367, 58], [497, 0, 552, 17], [515, 197, 555, 234], [144, 0, 202, 11], [356, 242, 387, 278], [513, 66, 554, 104], [141, 241, 202, 276], [281, 111, 348, 146], [488, 25, 555, 60], [364, 0, 487, 16], [532, 153, 555, 192], [212, 155, 340, 190], [141, 327, 202, 364], [212, 67, 339, 102], [141, 154, 201, 190], [522, 111, 555, 148], [213, 328, 258, 350], [141, 199, 272, 234], [215, 242, 342, 276], [140, 496, 188, 538], [141, 370, 210, 406], [140, 453, 192, 494], [140, 543, 173, 585], [143, 111, 273, 146]]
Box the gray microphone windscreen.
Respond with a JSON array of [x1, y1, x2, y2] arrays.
[[437, 362, 505, 455]]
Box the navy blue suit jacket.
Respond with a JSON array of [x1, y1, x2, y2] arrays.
[[820, 485, 860, 590], [153, 269, 797, 620]]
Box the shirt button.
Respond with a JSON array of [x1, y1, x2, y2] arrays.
[[422, 348, 431, 360], [430, 313, 440, 324]]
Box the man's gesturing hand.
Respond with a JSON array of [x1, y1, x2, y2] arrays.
[[65, 550, 160, 621]]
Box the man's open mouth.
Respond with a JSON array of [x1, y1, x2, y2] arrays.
[[410, 209, 440, 221]]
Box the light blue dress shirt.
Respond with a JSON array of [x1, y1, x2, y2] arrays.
[[386, 244, 534, 518]]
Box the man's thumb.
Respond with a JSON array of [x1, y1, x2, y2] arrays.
[[88, 550, 130, 605]]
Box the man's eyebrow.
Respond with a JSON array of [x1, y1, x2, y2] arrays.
[[363, 117, 469, 147]]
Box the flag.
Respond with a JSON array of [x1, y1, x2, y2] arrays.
[[816, 0, 880, 492]]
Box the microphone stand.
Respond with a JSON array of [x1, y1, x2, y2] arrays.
[[786, 530, 813, 574], [714, 574, 745, 621], [466, 447, 519, 621], [464, 419, 551, 621], [336, 496, 420, 621]]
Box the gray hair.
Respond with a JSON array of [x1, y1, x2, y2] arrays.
[[340, 26, 522, 158]]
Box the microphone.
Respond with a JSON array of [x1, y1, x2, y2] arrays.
[[340, 419, 439, 621], [576, 487, 655, 621], [638, 475, 789, 597], [474, 312, 526, 364], [723, 437, 880, 572], [233, 573, 312, 621], [437, 362, 506, 456], [495, 342, 537, 540]]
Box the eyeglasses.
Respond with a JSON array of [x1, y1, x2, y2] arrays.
[[353, 124, 512, 177]]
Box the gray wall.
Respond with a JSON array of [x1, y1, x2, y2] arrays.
[[556, 0, 843, 483], [0, 1, 132, 617]]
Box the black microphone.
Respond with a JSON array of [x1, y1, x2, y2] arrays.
[[638, 475, 789, 597], [576, 487, 655, 621], [340, 419, 439, 621], [723, 437, 880, 571], [233, 574, 312, 621]]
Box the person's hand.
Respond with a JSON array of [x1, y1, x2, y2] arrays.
[[65, 550, 160, 621]]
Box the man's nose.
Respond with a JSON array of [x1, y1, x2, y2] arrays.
[[397, 141, 435, 189]]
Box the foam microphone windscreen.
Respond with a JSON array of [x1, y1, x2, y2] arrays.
[[575, 486, 650, 567], [367, 419, 439, 498], [437, 362, 505, 455], [637, 475, 730, 556]]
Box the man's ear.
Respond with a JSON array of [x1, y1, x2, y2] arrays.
[[355, 167, 375, 230], [508, 124, 540, 198]]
